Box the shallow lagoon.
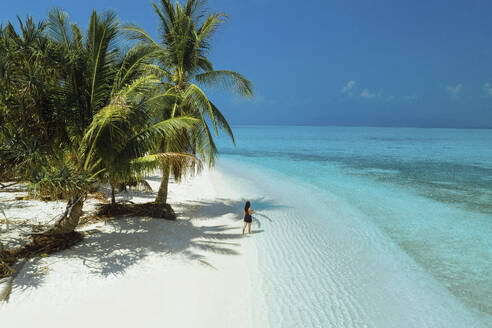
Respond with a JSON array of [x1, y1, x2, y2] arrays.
[[217, 126, 492, 327]]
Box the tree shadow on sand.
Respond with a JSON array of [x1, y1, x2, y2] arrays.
[[10, 196, 286, 294], [11, 217, 263, 292], [9, 258, 49, 293]]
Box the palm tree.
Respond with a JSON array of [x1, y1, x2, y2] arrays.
[[30, 9, 125, 234], [125, 0, 253, 204], [44, 9, 201, 233], [0, 10, 198, 235], [82, 68, 201, 206]]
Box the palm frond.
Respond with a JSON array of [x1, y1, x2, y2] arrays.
[[209, 101, 235, 145], [131, 152, 202, 181], [86, 9, 121, 114], [112, 44, 160, 95], [46, 8, 73, 47], [199, 118, 218, 167], [183, 83, 217, 135], [195, 70, 253, 97], [122, 23, 163, 50], [120, 116, 198, 161], [197, 12, 228, 44]]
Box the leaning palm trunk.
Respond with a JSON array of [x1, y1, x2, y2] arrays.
[[150, 153, 203, 204], [155, 164, 170, 204], [45, 193, 85, 235], [124, 0, 253, 195]]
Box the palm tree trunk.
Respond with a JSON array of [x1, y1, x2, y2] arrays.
[[155, 164, 170, 204], [110, 181, 116, 205], [45, 193, 85, 235]]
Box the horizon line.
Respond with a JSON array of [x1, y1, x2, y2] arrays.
[[229, 124, 492, 130]]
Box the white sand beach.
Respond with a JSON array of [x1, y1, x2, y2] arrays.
[[0, 169, 258, 328]]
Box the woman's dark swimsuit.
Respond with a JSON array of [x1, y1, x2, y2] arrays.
[[244, 211, 252, 223]]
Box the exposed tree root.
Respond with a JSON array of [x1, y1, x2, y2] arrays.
[[0, 258, 13, 278], [88, 191, 109, 204], [97, 202, 176, 220], [0, 232, 83, 279]]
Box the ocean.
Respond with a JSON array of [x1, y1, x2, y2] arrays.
[[215, 126, 491, 327]]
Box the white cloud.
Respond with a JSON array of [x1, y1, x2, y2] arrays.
[[446, 83, 463, 97], [483, 82, 492, 96], [361, 88, 377, 99], [341, 81, 394, 101], [342, 80, 356, 94]]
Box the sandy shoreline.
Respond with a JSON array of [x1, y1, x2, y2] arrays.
[[0, 169, 258, 328]]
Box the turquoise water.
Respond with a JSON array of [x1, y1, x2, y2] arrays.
[[216, 126, 492, 327]]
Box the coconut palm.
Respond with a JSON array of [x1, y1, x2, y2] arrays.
[[82, 69, 201, 205], [125, 0, 253, 204], [44, 9, 202, 233], [0, 10, 198, 235]]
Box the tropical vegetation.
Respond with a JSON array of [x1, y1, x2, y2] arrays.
[[0, 0, 252, 269], [125, 0, 253, 204]]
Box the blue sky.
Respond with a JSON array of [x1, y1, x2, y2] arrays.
[[2, 0, 492, 128]]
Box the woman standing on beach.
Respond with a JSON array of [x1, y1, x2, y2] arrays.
[[242, 201, 255, 235]]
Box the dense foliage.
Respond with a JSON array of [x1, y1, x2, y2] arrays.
[[0, 0, 252, 234]]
